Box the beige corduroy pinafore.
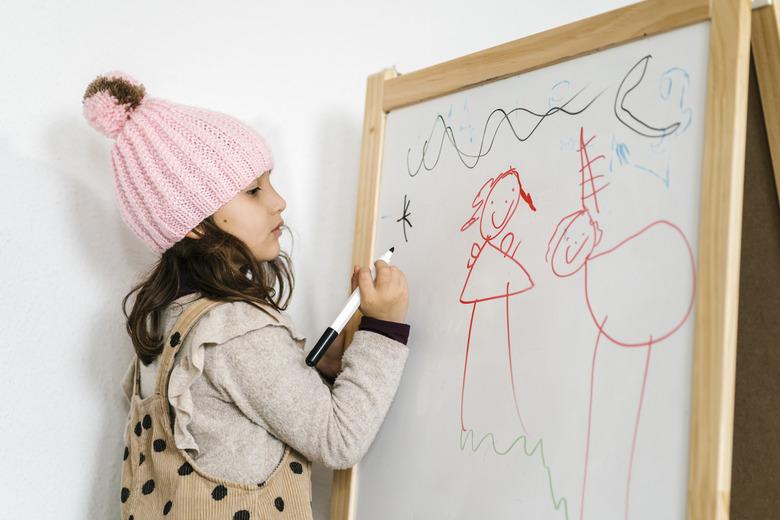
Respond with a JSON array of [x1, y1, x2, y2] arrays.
[[120, 297, 314, 519]]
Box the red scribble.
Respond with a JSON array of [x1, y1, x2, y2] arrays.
[[458, 165, 536, 437], [546, 127, 696, 520], [578, 126, 608, 214]]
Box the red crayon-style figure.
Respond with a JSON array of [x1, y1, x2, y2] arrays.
[[458, 166, 537, 440], [546, 127, 695, 520]]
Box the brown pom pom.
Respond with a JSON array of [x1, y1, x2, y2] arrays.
[[82, 72, 146, 109], [82, 71, 147, 138]]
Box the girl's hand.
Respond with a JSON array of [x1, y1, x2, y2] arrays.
[[355, 260, 409, 323]]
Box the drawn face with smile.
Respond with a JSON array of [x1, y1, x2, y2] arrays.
[[546, 209, 602, 277], [479, 172, 521, 241]]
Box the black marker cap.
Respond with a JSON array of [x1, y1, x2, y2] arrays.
[[305, 327, 339, 367]]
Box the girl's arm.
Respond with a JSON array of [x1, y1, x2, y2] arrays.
[[314, 331, 345, 381], [314, 266, 360, 380], [209, 324, 410, 469], [314, 317, 411, 382]]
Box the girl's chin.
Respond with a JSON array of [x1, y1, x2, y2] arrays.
[[257, 242, 280, 260]]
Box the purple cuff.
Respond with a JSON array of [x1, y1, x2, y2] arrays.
[[358, 316, 411, 345]]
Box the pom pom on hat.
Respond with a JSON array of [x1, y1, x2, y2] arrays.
[[82, 71, 147, 139]]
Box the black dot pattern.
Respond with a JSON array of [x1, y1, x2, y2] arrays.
[[120, 320, 312, 517], [142, 479, 155, 495], [212, 485, 228, 501]]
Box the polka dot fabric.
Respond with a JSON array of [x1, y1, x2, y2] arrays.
[[120, 297, 313, 519]]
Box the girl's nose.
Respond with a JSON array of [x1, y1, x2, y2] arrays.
[[276, 195, 287, 212]]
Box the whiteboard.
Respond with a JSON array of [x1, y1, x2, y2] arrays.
[[356, 21, 710, 520]]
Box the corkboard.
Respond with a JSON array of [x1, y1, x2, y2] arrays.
[[730, 55, 780, 519]]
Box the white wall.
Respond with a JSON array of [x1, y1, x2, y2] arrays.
[[0, 0, 635, 517]]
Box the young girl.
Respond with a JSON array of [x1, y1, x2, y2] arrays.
[[82, 71, 411, 519]]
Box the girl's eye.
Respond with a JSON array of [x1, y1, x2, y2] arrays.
[[248, 188, 261, 196]]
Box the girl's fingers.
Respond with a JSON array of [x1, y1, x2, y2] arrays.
[[357, 267, 377, 300], [374, 260, 391, 284]]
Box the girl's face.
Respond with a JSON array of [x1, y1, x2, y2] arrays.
[[187, 170, 286, 261]]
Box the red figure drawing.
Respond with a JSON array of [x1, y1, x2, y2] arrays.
[[458, 166, 537, 439], [546, 127, 696, 520]]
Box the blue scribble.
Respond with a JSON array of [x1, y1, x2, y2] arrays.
[[609, 135, 631, 172], [659, 67, 692, 134], [560, 138, 576, 151], [634, 163, 670, 188], [646, 68, 692, 156], [549, 80, 570, 109], [454, 97, 476, 144]]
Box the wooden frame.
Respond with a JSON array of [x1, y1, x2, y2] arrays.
[[751, 0, 780, 204], [332, 1, 753, 518]]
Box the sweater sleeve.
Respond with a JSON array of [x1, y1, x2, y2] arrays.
[[205, 324, 410, 470]]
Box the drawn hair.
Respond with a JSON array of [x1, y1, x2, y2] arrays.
[[460, 167, 536, 232]]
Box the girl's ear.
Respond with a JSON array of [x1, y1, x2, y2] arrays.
[[186, 224, 206, 239]]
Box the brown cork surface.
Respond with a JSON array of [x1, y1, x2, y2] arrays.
[[730, 55, 780, 519]]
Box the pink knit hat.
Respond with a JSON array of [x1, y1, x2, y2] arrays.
[[82, 70, 274, 253]]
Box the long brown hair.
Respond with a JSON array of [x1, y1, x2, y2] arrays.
[[122, 215, 295, 365]]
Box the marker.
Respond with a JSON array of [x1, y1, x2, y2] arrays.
[[305, 246, 395, 367]]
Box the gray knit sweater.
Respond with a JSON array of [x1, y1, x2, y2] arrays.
[[120, 291, 410, 485]]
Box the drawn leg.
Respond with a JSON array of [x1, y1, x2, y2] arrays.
[[461, 302, 478, 432], [579, 316, 607, 520], [504, 281, 529, 435], [624, 337, 653, 520]]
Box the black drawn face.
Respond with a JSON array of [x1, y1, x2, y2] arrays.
[[480, 173, 521, 240]]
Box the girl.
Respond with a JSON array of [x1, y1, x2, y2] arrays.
[[82, 71, 411, 519]]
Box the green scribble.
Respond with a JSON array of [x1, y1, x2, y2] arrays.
[[460, 429, 570, 520]]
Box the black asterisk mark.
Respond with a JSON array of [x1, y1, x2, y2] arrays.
[[396, 194, 413, 243]]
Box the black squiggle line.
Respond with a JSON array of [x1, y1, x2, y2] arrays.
[[613, 55, 681, 138], [405, 85, 605, 176]]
